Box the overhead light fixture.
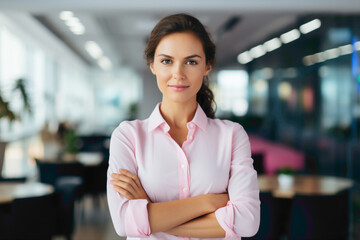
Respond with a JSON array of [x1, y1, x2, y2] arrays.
[[355, 41, 360, 51], [59, 11, 86, 35], [85, 41, 103, 59], [313, 52, 326, 63], [299, 19, 321, 34], [303, 55, 315, 66], [263, 38, 282, 52], [64, 17, 81, 27], [249, 45, 266, 58], [338, 44, 353, 55], [323, 48, 340, 60], [98, 56, 112, 70], [59, 11, 74, 21], [237, 51, 253, 64], [70, 25, 85, 35], [64, 17, 86, 35], [280, 29, 300, 44]]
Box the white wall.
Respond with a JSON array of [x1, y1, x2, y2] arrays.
[[138, 68, 162, 120]]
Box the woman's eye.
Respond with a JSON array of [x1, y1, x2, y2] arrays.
[[161, 59, 172, 64], [186, 60, 197, 65]]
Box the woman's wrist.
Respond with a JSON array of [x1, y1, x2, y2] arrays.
[[204, 193, 229, 213]]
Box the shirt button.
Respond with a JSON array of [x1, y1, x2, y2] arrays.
[[189, 123, 194, 128], [183, 188, 187, 192], [181, 164, 185, 168], [189, 135, 193, 140]]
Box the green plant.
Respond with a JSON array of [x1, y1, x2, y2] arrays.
[[63, 129, 80, 154], [0, 78, 31, 122], [276, 166, 296, 175], [0, 78, 31, 175]]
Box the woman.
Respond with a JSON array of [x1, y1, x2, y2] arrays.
[[107, 13, 260, 240]]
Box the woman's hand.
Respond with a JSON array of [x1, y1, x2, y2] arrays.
[[110, 169, 152, 203]]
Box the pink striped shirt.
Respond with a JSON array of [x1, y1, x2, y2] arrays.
[[107, 103, 260, 239]]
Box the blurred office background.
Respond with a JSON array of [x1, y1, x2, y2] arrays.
[[0, 0, 360, 239]]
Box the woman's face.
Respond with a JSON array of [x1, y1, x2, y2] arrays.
[[150, 32, 211, 105]]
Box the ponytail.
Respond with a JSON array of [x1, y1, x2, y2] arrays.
[[196, 76, 216, 119]]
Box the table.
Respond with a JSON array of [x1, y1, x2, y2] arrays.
[[258, 174, 354, 198], [40, 152, 103, 167], [0, 182, 54, 204]]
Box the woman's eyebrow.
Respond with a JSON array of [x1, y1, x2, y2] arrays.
[[157, 54, 202, 59], [157, 54, 173, 58], [185, 54, 201, 59]]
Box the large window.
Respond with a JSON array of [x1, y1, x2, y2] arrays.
[[0, 26, 27, 136], [0, 14, 92, 177], [216, 70, 249, 116]]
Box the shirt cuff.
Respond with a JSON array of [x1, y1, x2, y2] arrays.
[[215, 201, 239, 239], [124, 199, 151, 237]]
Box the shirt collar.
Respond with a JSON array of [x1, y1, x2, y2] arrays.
[[148, 103, 208, 132]]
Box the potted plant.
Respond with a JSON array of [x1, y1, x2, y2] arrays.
[[0, 78, 31, 175], [62, 128, 80, 161], [57, 121, 81, 162], [276, 166, 296, 189]]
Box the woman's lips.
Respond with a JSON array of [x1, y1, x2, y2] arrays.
[[168, 85, 189, 92]]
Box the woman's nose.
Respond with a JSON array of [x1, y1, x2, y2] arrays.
[[172, 63, 185, 80]]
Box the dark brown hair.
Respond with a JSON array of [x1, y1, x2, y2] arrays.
[[145, 13, 216, 118]]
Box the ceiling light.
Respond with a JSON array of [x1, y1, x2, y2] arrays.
[[249, 45, 266, 58], [338, 44, 353, 55], [303, 55, 315, 66], [355, 41, 360, 51], [280, 29, 300, 44], [98, 56, 112, 70], [299, 19, 321, 34], [70, 25, 85, 35], [313, 52, 326, 63], [237, 51, 253, 64], [85, 41, 103, 59], [263, 38, 282, 52], [64, 17, 81, 27], [59, 11, 74, 21], [323, 48, 340, 60]]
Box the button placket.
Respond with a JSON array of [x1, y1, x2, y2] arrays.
[[187, 123, 196, 143], [177, 149, 190, 199]]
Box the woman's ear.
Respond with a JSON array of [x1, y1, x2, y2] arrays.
[[205, 65, 212, 76], [150, 63, 156, 75]]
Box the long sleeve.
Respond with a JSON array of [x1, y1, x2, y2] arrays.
[[214, 123, 260, 238], [107, 122, 151, 237]]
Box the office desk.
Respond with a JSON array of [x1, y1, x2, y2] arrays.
[[0, 182, 54, 204], [258, 174, 354, 198]]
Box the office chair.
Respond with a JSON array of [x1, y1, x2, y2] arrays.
[[288, 190, 349, 240], [252, 153, 265, 175], [35, 158, 85, 186], [9, 193, 57, 240], [243, 192, 287, 240]]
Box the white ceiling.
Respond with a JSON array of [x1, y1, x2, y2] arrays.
[[1, 0, 360, 73]]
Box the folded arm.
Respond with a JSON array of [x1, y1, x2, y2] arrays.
[[111, 169, 228, 234], [165, 213, 226, 238]]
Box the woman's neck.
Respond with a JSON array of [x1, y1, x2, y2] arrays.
[[160, 100, 197, 129]]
